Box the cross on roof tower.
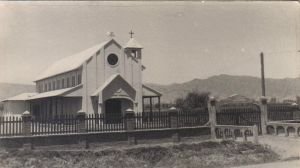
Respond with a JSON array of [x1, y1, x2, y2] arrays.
[[129, 30, 134, 38]]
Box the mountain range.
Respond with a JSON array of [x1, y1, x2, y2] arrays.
[[0, 83, 35, 101], [1, 74, 300, 103], [147, 74, 300, 103]]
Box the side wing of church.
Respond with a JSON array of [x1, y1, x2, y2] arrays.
[[2, 36, 161, 118]]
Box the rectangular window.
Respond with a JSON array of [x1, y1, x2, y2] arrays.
[[44, 84, 47, 92], [72, 76, 75, 87], [49, 82, 51, 91], [67, 78, 70, 87], [62, 79, 65, 88], [40, 84, 43, 92], [53, 81, 56, 90], [56, 80, 60, 89], [77, 74, 81, 84]]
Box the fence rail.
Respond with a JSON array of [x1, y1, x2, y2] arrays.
[[31, 115, 78, 135], [217, 106, 262, 134], [267, 103, 299, 121], [86, 114, 125, 132], [135, 112, 169, 130], [178, 109, 209, 127], [1, 102, 300, 138], [0, 116, 23, 136]]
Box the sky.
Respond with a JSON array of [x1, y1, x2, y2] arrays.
[[0, 1, 299, 85]]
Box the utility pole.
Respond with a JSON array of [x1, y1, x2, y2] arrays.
[[260, 52, 266, 96]]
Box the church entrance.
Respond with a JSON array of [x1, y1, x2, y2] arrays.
[[105, 99, 122, 123]]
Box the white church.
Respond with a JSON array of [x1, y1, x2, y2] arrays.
[[2, 32, 162, 118]]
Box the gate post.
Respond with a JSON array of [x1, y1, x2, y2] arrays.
[[76, 110, 88, 149], [260, 97, 268, 135], [77, 111, 86, 133], [125, 108, 137, 145], [169, 107, 180, 142], [208, 97, 217, 140], [22, 111, 32, 136], [22, 111, 33, 150], [252, 125, 259, 144]]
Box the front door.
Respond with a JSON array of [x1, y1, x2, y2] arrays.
[[105, 99, 122, 123]]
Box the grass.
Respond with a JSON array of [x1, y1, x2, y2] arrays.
[[0, 140, 279, 168]]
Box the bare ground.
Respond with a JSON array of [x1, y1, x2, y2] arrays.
[[0, 138, 279, 168]]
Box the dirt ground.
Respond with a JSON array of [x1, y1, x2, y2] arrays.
[[258, 135, 300, 159], [0, 138, 279, 168]]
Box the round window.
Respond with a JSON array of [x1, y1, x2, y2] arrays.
[[107, 54, 118, 66]]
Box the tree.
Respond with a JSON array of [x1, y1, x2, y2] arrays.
[[175, 91, 210, 110]]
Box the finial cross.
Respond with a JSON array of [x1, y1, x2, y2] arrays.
[[129, 30, 134, 38]]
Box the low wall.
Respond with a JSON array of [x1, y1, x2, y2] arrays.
[[0, 127, 211, 149]]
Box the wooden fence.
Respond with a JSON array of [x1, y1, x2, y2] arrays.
[[1, 102, 300, 137], [31, 115, 78, 135], [135, 112, 169, 130], [86, 113, 125, 132], [178, 108, 209, 127], [0, 116, 23, 136]]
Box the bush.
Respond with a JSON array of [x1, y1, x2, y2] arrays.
[[175, 92, 210, 110]]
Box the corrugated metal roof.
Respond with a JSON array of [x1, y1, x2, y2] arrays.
[[34, 41, 109, 81], [2, 93, 38, 101], [28, 85, 82, 100], [142, 85, 162, 97], [124, 38, 143, 49]]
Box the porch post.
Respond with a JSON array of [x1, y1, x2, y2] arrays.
[[142, 97, 145, 113], [150, 97, 153, 121], [158, 96, 161, 113]]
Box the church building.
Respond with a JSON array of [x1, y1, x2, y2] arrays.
[[2, 33, 162, 118]]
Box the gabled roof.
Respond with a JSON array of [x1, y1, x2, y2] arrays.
[[92, 74, 135, 96], [2, 93, 38, 102], [124, 38, 143, 49], [34, 39, 120, 81], [142, 85, 162, 97], [28, 85, 82, 100]]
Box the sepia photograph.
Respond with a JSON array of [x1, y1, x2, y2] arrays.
[[0, 1, 299, 167]]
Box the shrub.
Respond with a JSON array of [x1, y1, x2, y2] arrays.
[[175, 91, 210, 110]]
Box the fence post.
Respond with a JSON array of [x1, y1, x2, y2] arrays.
[[22, 111, 33, 150], [126, 108, 137, 145], [252, 125, 259, 144], [76, 111, 88, 149], [77, 111, 86, 133], [260, 97, 268, 135], [169, 107, 180, 142], [208, 97, 217, 140], [22, 111, 32, 136]]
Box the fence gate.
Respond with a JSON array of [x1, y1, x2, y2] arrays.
[[216, 103, 262, 134]]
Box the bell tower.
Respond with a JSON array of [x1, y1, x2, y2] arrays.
[[124, 30, 143, 112], [124, 30, 143, 60]]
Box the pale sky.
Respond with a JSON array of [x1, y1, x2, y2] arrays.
[[0, 1, 299, 85]]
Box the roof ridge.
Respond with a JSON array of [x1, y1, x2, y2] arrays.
[[34, 40, 110, 81]]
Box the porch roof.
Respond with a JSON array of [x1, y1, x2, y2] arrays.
[[28, 85, 82, 100], [2, 93, 38, 102], [142, 85, 162, 97]]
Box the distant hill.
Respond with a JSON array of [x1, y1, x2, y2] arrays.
[[147, 74, 300, 103], [0, 83, 35, 101], [2, 74, 300, 104]]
